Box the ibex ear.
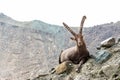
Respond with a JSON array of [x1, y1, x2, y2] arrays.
[[70, 37, 76, 40]]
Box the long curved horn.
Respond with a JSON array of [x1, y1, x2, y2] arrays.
[[79, 16, 87, 34], [63, 22, 76, 36]]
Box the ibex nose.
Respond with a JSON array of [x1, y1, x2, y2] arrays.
[[78, 41, 82, 46]]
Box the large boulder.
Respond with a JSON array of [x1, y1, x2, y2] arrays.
[[100, 37, 115, 48], [99, 64, 120, 78], [50, 61, 73, 75], [92, 50, 111, 63]]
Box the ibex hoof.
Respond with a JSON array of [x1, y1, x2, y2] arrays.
[[75, 69, 80, 73]]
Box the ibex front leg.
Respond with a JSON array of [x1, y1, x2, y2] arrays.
[[76, 58, 87, 73]]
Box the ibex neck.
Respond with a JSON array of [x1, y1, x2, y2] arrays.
[[76, 43, 87, 52]]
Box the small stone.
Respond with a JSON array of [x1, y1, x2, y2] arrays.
[[101, 37, 115, 48], [96, 46, 101, 50], [112, 47, 120, 53], [117, 38, 120, 43]]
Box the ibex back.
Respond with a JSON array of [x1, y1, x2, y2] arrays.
[[59, 16, 90, 73]]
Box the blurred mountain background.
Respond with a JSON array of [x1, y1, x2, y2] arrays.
[[0, 13, 120, 80]]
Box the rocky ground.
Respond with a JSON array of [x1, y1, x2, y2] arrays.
[[33, 39, 120, 80]]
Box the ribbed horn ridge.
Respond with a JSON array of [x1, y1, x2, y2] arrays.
[[79, 16, 87, 34], [63, 22, 76, 36]]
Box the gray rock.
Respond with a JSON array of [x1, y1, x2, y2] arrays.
[[117, 37, 120, 43], [101, 37, 115, 48], [92, 50, 111, 63], [99, 64, 120, 79]]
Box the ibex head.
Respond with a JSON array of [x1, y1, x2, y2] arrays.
[[63, 16, 86, 47]]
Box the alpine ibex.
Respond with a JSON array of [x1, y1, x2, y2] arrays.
[[59, 16, 90, 72]]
